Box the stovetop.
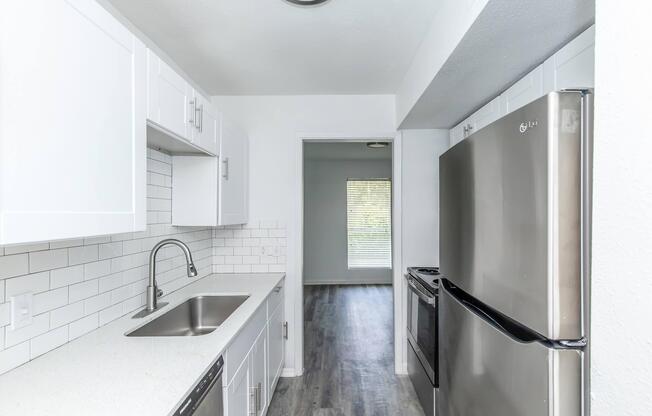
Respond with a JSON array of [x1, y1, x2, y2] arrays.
[[407, 266, 440, 295]]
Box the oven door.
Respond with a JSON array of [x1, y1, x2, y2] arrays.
[[406, 274, 438, 386]]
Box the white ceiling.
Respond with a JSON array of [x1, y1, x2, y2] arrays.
[[106, 0, 440, 95], [304, 142, 392, 161]]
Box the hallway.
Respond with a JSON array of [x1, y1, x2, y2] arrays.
[[268, 285, 425, 416]]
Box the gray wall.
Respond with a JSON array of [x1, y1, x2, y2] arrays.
[[303, 158, 392, 285]]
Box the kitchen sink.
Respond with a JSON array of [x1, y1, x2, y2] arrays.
[[126, 295, 249, 337]]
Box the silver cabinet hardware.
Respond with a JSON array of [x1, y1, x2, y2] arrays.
[[194, 102, 201, 130], [189, 99, 196, 125], [256, 382, 262, 412], [249, 386, 256, 415], [222, 157, 229, 180], [199, 104, 204, 133], [283, 321, 288, 339], [273, 286, 282, 293]]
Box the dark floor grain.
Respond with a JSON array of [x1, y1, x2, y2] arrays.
[[267, 285, 425, 416]]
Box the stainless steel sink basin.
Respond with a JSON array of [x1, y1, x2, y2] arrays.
[[126, 295, 249, 337]]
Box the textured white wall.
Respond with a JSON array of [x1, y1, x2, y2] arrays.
[[591, 1, 652, 414]]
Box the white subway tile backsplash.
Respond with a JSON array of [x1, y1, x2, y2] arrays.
[[69, 314, 98, 340], [0, 255, 29, 280], [5, 272, 50, 299], [84, 260, 111, 280], [0, 303, 10, 327], [30, 326, 68, 359], [0, 150, 286, 376], [0, 342, 30, 375], [4, 243, 49, 256], [51, 265, 84, 289], [33, 288, 68, 315], [50, 302, 84, 328], [69, 280, 99, 303], [98, 242, 123, 260], [49, 239, 84, 250], [84, 293, 111, 315], [68, 245, 98, 266], [98, 303, 123, 326], [29, 249, 68, 272], [5, 313, 50, 348]]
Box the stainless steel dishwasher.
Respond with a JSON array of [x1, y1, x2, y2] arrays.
[[173, 357, 224, 416]]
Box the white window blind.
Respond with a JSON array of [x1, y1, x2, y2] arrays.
[[347, 179, 392, 269]]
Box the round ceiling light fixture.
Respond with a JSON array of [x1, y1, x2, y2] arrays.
[[284, 0, 331, 6], [366, 142, 389, 149]]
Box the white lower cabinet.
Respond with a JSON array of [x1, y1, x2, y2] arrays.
[[267, 303, 285, 399], [227, 355, 252, 416], [224, 281, 285, 416]]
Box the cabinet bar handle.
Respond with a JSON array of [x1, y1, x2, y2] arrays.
[[283, 321, 288, 339], [188, 99, 195, 125], [222, 157, 229, 180]]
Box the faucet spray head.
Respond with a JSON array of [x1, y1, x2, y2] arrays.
[[188, 263, 198, 277]]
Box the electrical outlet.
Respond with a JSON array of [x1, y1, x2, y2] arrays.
[[10, 293, 33, 330]]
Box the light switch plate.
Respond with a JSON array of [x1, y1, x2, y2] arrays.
[[10, 293, 33, 330]]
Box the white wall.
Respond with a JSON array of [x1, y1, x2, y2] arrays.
[[303, 158, 393, 285], [395, 0, 488, 126], [591, 2, 652, 415], [400, 130, 450, 270], [211, 95, 396, 375]]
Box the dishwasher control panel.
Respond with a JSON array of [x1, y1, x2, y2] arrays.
[[174, 356, 224, 416]]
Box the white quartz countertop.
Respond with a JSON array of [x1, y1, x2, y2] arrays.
[[0, 273, 285, 416]]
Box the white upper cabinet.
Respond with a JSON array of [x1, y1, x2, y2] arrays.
[[219, 116, 249, 225], [171, 114, 249, 227], [543, 25, 595, 92], [146, 51, 218, 155], [147, 50, 191, 140], [191, 92, 220, 156], [0, 0, 146, 244], [450, 25, 594, 147], [500, 64, 544, 115]]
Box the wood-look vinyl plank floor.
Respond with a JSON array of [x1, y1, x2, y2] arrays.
[[268, 285, 425, 416]]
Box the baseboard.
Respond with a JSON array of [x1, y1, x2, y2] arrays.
[[280, 367, 303, 377], [303, 279, 392, 286]]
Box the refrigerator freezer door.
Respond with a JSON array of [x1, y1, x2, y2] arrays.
[[439, 285, 583, 416], [440, 91, 588, 340]]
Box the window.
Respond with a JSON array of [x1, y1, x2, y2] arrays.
[[346, 179, 392, 269]]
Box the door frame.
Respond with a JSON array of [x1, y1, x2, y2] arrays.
[[290, 132, 404, 376]]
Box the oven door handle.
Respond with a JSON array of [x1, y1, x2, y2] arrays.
[[406, 275, 436, 305]]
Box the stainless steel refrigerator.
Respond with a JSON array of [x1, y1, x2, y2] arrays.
[[438, 90, 592, 416]]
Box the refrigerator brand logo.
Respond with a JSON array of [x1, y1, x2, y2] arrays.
[[519, 120, 538, 134]]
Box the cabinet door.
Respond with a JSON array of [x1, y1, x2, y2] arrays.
[[472, 96, 502, 133], [500, 64, 544, 115], [219, 116, 249, 225], [0, 0, 146, 244], [268, 304, 285, 401], [193, 93, 219, 156], [147, 50, 192, 140], [449, 121, 466, 147], [250, 329, 267, 416], [227, 357, 252, 416], [543, 25, 595, 93]]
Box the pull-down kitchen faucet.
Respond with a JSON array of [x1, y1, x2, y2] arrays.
[[133, 239, 197, 318]]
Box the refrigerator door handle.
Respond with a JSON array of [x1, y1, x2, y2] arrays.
[[442, 279, 585, 350]]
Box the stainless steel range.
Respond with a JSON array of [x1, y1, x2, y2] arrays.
[[406, 266, 440, 416]]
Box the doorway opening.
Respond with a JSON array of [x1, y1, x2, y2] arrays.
[[267, 139, 422, 414]]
